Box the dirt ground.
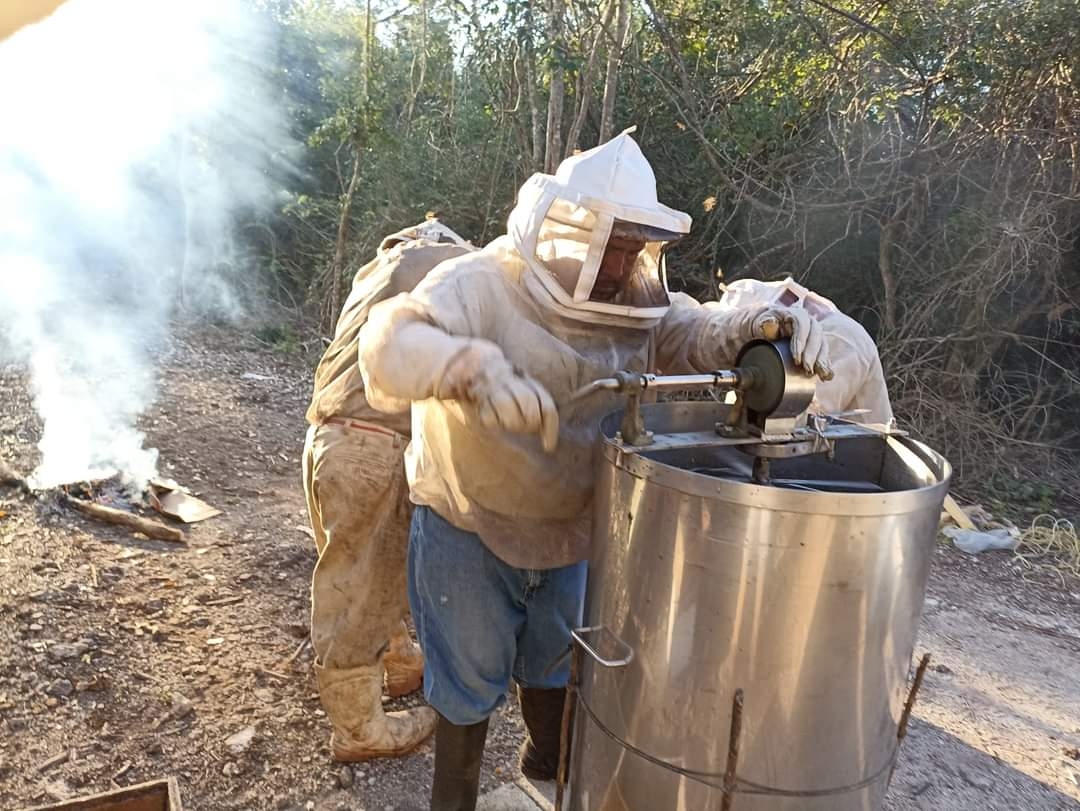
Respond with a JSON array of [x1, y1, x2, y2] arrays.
[[1, 324, 1078, 811]]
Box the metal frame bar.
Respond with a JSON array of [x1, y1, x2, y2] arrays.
[[888, 652, 931, 788], [555, 643, 582, 811], [721, 689, 745, 811]]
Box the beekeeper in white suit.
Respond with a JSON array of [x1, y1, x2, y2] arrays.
[[358, 131, 833, 811], [709, 277, 893, 424]]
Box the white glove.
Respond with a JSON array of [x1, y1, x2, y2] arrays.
[[473, 372, 560, 453], [752, 307, 834, 380], [439, 341, 560, 453]]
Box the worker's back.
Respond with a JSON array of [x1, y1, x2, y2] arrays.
[[306, 225, 472, 431]]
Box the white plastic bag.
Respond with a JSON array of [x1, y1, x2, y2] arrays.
[[943, 526, 1020, 554]]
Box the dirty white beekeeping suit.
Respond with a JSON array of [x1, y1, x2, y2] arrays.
[[709, 277, 893, 424], [359, 132, 833, 569], [357, 131, 834, 811], [302, 219, 471, 763]]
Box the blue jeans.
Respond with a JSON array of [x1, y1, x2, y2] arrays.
[[407, 506, 588, 725]]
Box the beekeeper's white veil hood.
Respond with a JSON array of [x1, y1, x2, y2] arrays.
[[508, 130, 692, 328]]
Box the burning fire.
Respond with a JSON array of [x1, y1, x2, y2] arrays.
[[22, 338, 160, 493]]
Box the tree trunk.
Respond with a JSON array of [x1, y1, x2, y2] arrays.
[[599, 0, 629, 143], [877, 219, 897, 336], [523, 31, 544, 170], [544, 0, 566, 172], [328, 147, 362, 332], [404, 0, 428, 133], [324, 0, 374, 331], [565, 0, 617, 157], [363, 0, 374, 124]]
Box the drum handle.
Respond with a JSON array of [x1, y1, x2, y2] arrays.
[[571, 625, 634, 668]]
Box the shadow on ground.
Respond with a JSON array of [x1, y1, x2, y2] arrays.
[[886, 717, 1078, 810]]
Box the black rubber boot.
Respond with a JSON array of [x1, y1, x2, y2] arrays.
[[430, 714, 490, 811], [518, 686, 567, 781]]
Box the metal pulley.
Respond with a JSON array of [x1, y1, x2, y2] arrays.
[[731, 339, 815, 433]]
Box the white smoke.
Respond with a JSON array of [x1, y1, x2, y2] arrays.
[[0, 0, 293, 491]]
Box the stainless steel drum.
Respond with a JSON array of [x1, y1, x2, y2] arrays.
[[566, 401, 950, 811]]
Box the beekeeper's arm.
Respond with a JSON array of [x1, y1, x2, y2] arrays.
[[358, 260, 559, 451], [655, 292, 834, 379], [814, 316, 893, 424]]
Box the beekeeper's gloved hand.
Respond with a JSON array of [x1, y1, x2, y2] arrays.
[[752, 307, 834, 380], [358, 304, 560, 452], [437, 341, 561, 453]]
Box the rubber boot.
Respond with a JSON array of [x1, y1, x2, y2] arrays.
[[315, 662, 436, 761], [430, 714, 490, 811], [383, 621, 425, 698], [518, 686, 567, 781]]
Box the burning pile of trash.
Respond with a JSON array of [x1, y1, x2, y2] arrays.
[[2, 460, 220, 542]]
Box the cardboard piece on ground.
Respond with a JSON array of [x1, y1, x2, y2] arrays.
[[149, 479, 222, 524]]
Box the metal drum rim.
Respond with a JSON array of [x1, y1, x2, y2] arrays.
[[601, 435, 952, 517]]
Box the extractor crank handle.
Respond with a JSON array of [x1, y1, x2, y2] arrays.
[[565, 367, 751, 406]]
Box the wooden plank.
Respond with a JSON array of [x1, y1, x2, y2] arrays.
[[943, 493, 976, 530], [64, 497, 185, 543], [22, 778, 181, 811]]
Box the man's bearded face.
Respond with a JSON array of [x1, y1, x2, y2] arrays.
[[591, 235, 647, 301]]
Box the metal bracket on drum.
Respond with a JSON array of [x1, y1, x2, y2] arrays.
[[570, 625, 635, 668], [556, 626, 635, 811]]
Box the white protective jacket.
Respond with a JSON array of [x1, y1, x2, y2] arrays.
[[306, 220, 471, 433], [710, 277, 893, 424], [358, 134, 824, 569]]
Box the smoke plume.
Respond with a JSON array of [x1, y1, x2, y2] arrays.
[[0, 0, 293, 491]]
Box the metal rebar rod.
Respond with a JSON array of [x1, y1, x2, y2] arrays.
[[555, 642, 582, 811], [897, 653, 930, 744], [888, 652, 931, 788], [721, 688, 745, 811]]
